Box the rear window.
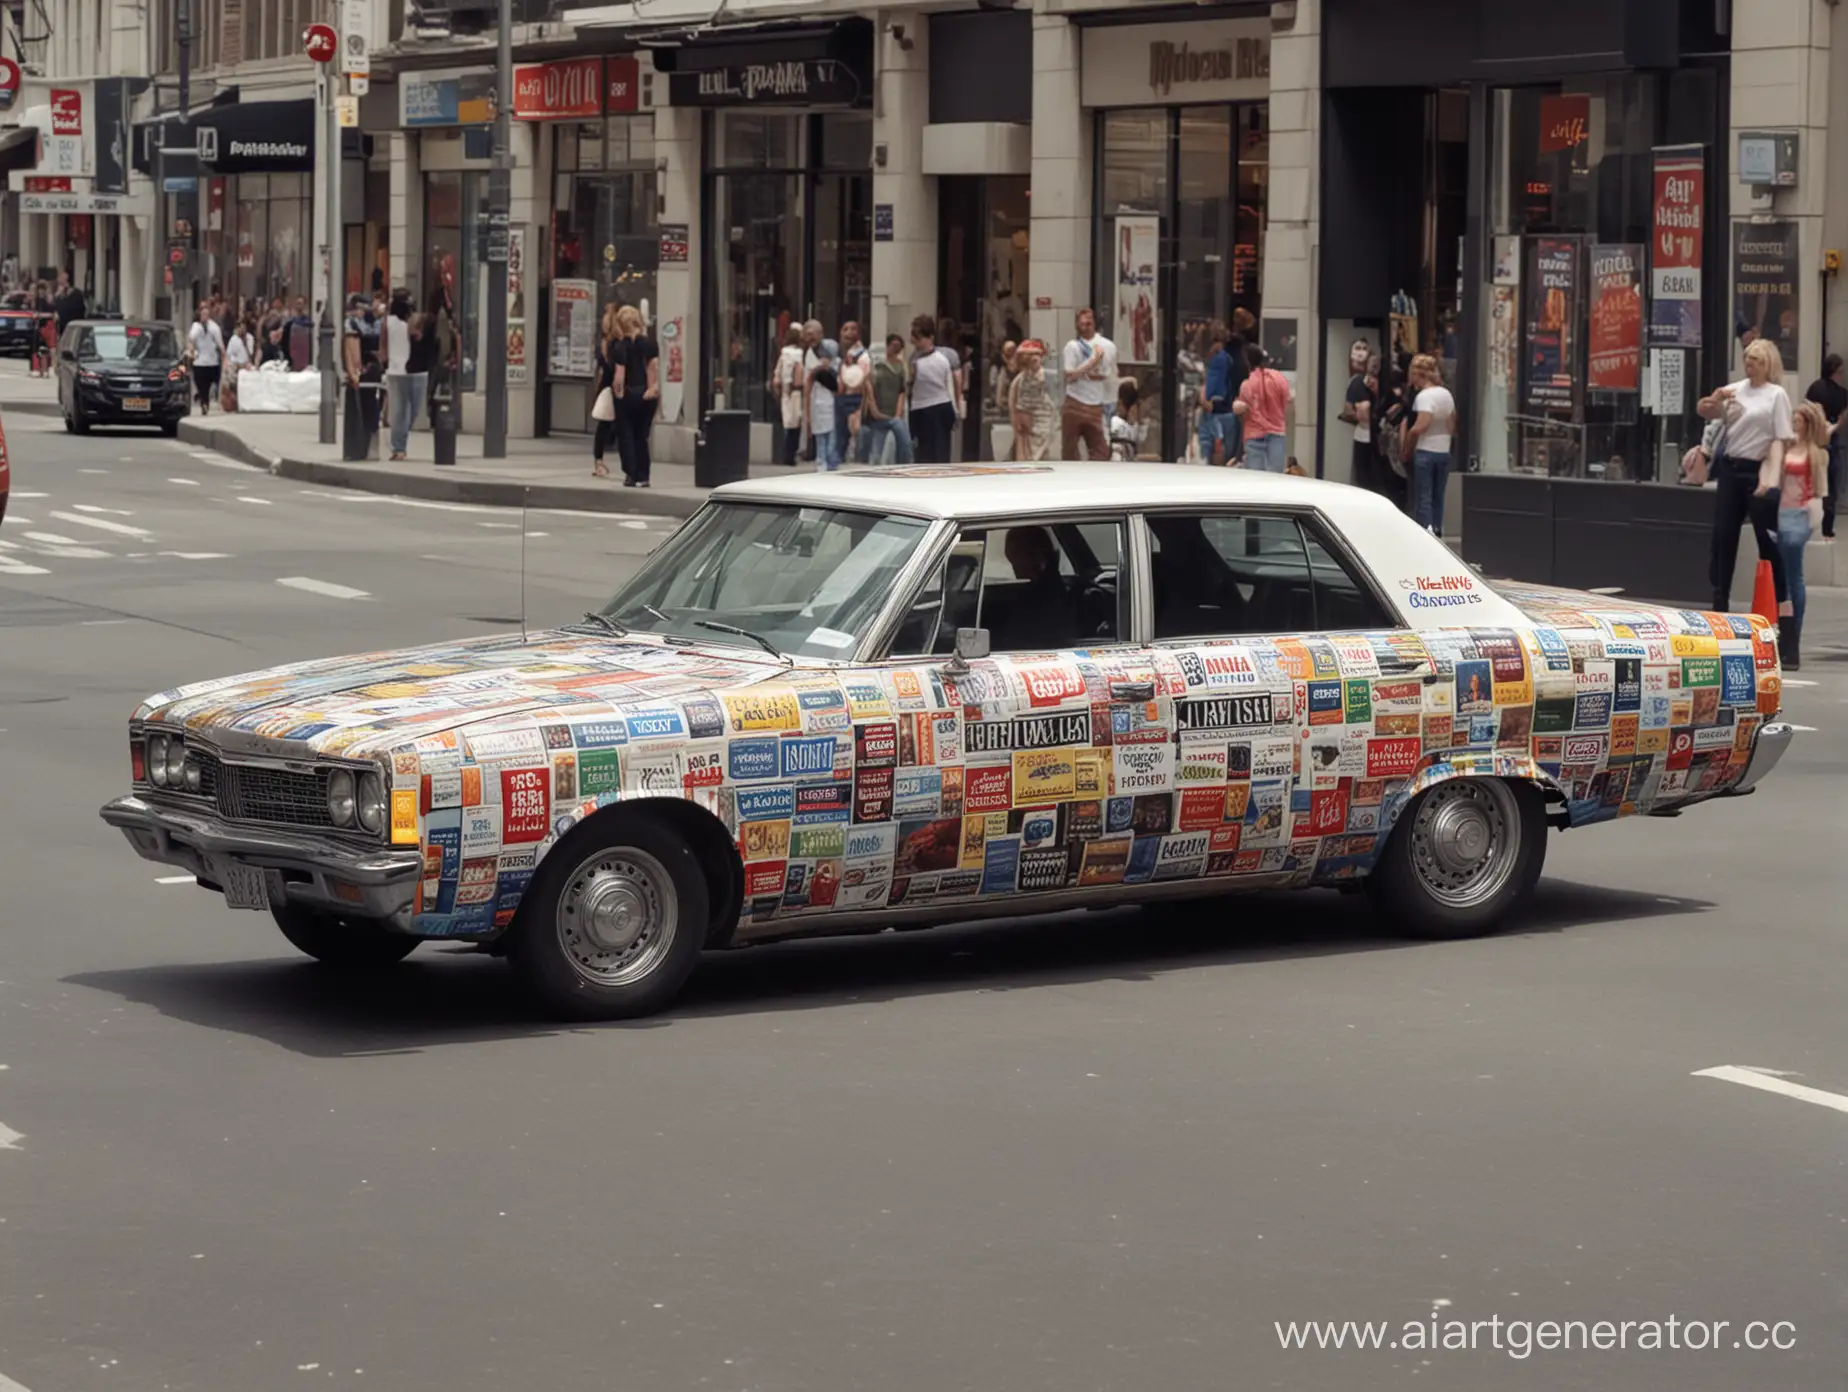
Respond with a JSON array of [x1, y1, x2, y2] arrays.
[[79, 326, 178, 361]]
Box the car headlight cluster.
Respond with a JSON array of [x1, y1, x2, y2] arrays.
[[145, 732, 199, 791], [328, 767, 387, 833]]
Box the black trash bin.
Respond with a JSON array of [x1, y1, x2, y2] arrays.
[[694, 409, 751, 488]]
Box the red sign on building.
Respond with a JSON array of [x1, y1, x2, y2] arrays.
[[1537, 94, 1589, 155], [513, 56, 606, 120], [49, 88, 82, 135], [23, 177, 71, 192], [605, 55, 640, 114]]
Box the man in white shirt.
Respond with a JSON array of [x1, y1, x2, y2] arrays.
[[187, 303, 225, 416], [1060, 307, 1115, 461]]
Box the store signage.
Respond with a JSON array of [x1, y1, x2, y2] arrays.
[[667, 57, 867, 108], [658, 223, 688, 264], [605, 55, 640, 114], [303, 22, 337, 63], [1538, 94, 1590, 155], [1737, 130, 1798, 187], [0, 57, 21, 112], [1080, 18, 1269, 109], [341, 0, 369, 79], [20, 190, 150, 215], [514, 56, 604, 120], [549, 279, 597, 378], [50, 87, 82, 135], [873, 203, 893, 242], [1733, 220, 1799, 372], [1525, 237, 1578, 413], [400, 67, 497, 127], [1113, 214, 1159, 366], [1649, 145, 1703, 348], [1587, 244, 1643, 393], [23, 176, 70, 192]]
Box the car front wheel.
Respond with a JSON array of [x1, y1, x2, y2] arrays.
[[509, 811, 708, 1020], [272, 904, 420, 968], [1367, 778, 1545, 940]]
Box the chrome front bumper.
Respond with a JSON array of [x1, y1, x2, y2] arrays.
[[100, 794, 422, 927], [1728, 720, 1796, 796]]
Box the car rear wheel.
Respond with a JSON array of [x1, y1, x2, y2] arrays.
[[1367, 778, 1545, 940], [160, 419, 180, 437], [272, 904, 420, 968], [69, 408, 89, 435], [508, 811, 708, 1020]]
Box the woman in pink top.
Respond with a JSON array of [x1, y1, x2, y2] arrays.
[[1776, 400, 1832, 668], [1232, 343, 1293, 472]]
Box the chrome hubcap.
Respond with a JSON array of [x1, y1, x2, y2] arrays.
[[1408, 779, 1519, 909], [556, 847, 676, 987]]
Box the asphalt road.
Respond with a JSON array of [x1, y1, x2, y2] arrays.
[[1, 416, 1845, 1391]]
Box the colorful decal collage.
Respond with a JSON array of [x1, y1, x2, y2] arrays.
[[133, 585, 1780, 942]]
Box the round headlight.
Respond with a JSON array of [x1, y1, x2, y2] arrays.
[[357, 770, 386, 834], [148, 734, 169, 786], [182, 758, 202, 792], [165, 738, 188, 787], [327, 768, 356, 828]]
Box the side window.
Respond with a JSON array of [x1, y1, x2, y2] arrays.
[[891, 520, 1130, 656], [1147, 512, 1393, 639]]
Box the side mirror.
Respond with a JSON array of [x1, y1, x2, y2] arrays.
[[944, 626, 990, 676], [59, 348, 74, 361]]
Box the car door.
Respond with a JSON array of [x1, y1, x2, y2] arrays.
[[877, 513, 1148, 906], [1140, 507, 1416, 885]]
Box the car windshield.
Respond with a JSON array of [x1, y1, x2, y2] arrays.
[[597, 502, 930, 660], [79, 326, 177, 361]]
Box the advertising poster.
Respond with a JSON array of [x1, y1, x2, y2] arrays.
[[1525, 238, 1578, 412], [505, 226, 527, 385], [1488, 284, 1518, 394], [1587, 244, 1643, 392], [1649, 145, 1704, 348], [550, 278, 597, 378], [1113, 214, 1159, 366], [1732, 220, 1800, 372]]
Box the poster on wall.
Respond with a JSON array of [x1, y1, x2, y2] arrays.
[[1649, 145, 1704, 348], [1113, 215, 1159, 366], [1587, 244, 1643, 392], [1488, 284, 1518, 394], [1492, 236, 1520, 287], [1732, 220, 1800, 372], [1525, 237, 1579, 412], [506, 227, 527, 385], [550, 278, 597, 378]]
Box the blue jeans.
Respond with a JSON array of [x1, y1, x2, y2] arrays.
[[813, 425, 842, 472], [1778, 506, 1811, 628], [387, 372, 426, 455], [1414, 449, 1451, 530], [834, 394, 861, 466], [1244, 432, 1286, 472], [855, 416, 913, 464], [1199, 410, 1240, 462]]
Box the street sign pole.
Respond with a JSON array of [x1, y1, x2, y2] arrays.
[[483, 0, 512, 459], [307, 20, 340, 446]]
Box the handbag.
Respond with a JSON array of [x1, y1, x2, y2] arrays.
[[591, 387, 616, 422]]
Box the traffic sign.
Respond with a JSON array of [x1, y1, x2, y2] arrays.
[[342, 0, 370, 78], [335, 96, 359, 128], [0, 57, 20, 112], [303, 22, 337, 63]]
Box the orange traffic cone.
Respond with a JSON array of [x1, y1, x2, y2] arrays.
[[1750, 559, 1778, 626]]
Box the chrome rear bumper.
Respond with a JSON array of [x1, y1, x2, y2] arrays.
[[101, 794, 421, 927], [1728, 720, 1795, 796]]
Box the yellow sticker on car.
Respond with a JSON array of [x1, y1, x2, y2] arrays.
[[390, 788, 419, 844]]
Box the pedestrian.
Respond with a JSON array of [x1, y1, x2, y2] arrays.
[[29, 281, 53, 376], [342, 292, 384, 448], [1399, 353, 1456, 532], [835, 320, 867, 468], [1233, 342, 1293, 473], [1109, 379, 1147, 461], [222, 316, 255, 412], [613, 305, 660, 489], [590, 301, 622, 478], [1199, 324, 1240, 466], [1774, 401, 1830, 668], [1008, 339, 1059, 462], [1803, 351, 1844, 541], [907, 315, 959, 464], [1344, 348, 1380, 491], [1059, 307, 1115, 461], [774, 326, 805, 467], [856, 333, 914, 465], [806, 338, 842, 472], [187, 301, 224, 415], [1698, 338, 1793, 616], [800, 318, 824, 463], [52, 270, 84, 332], [385, 290, 427, 461]]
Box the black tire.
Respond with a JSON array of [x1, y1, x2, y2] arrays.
[[70, 409, 89, 435], [273, 904, 420, 968], [61, 409, 73, 434], [1367, 778, 1546, 940], [508, 809, 709, 1020], [160, 419, 180, 437]]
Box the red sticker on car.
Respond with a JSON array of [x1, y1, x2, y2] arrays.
[[500, 766, 550, 843]]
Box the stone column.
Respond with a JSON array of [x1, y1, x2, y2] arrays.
[[1028, 7, 1090, 351], [871, 11, 934, 345], [652, 103, 702, 464], [388, 134, 424, 311], [1264, 0, 1320, 473], [507, 119, 541, 439]]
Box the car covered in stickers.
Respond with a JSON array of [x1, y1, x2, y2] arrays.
[[101, 464, 1794, 1019]]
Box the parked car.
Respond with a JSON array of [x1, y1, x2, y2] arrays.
[[0, 291, 42, 357], [101, 464, 1794, 1019], [56, 319, 190, 435], [0, 403, 8, 526]]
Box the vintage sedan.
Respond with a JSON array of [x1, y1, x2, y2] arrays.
[[102, 464, 1793, 1018]]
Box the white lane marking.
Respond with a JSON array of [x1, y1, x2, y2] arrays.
[[1695, 1065, 1848, 1116], [235, 495, 272, 506], [532, 508, 659, 521], [159, 551, 231, 560], [23, 535, 109, 557], [1783, 678, 1817, 687], [69, 503, 135, 516], [50, 510, 153, 539], [80, 619, 131, 626], [168, 477, 200, 486], [9, 490, 48, 499], [0, 557, 49, 575], [22, 531, 80, 546], [525, 531, 548, 539], [184, 451, 254, 471], [2, 515, 30, 526], [0, 1119, 21, 1150], [155, 874, 194, 884], [620, 520, 649, 530], [276, 576, 369, 600], [477, 521, 519, 530], [79, 467, 108, 474]]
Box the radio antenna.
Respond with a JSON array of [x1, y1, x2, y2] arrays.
[[520, 487, 529, 643]]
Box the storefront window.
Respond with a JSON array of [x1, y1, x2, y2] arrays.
[[227, 174, 310, 308], [425, 170, 489, 393], [1477, 71, 1717, 483], [552, 115, 660, 334]]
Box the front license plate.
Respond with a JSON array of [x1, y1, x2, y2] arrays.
[[122, 397, 151, 412], [214, 859, 272, 911]]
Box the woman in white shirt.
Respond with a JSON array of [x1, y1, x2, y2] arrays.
[[221, 317, 255, 412], [187, 304, 224, 416], [773, 327, 805, 467], [1697, 338, 1793, 616], [1401, 354, 1456, 533]]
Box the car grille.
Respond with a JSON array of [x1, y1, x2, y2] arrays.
[[186, 748, 335, 830]]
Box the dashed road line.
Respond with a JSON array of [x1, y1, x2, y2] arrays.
[[276, 576, 369, 600], [168, 477, 200, 486], [235, 495, 273, 505], [0, 557, 49, 575], [155, 874, 195, 884], [159, 551, 231, 560], [79, 467, 109, 474], [1695, 1065, 1848, 1117], [50, 511, 153, 539], [69, 503, 135, 516]]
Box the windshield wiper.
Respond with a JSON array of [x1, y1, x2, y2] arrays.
[[620, 602, 674, 627], [693, 619, 786, 660], [578, 610, 628, 636]]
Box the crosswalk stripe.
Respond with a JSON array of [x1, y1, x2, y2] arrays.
[[50, 511, 153, 539], [277, 576, 369, 600], [0, 557, 49, 575]]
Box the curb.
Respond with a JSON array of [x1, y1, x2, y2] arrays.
[[174, 418, 703, 518], [3, 399, 67, 419]]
